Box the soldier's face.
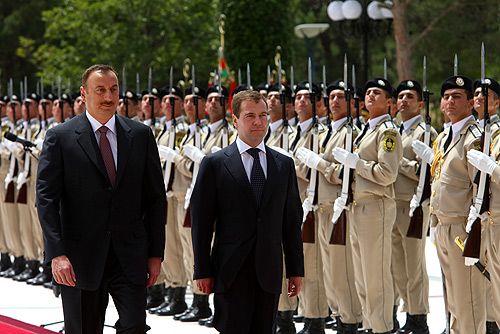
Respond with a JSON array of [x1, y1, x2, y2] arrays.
[[81, 70, 119, 119], [442, 88, 473, 123], [38, 100, 53, 119], [397, 90, 422, 120], [141, 94, 160, 118], [473, 87, 499, 117], [74, 96, 85, 115], [294, 90, 313, 122], [266, 92, 282, 111], [6, 103, 19, 122], [329, 89, 351, 120], [161, 95, 183, 120], [232, 99, 268, 147], [364, 88, 390, 116], [184, 95, 205, 124], [206, 93, 225, 122]]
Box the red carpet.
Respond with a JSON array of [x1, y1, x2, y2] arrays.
[[0, 315, 58, 334]]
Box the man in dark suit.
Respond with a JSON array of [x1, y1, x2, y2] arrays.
[[190, 89, 304, 334], [36, 64, 166, 334]]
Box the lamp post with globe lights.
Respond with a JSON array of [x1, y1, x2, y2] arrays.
[[327, 0, 393, 84], [294, 23, 330, 83]]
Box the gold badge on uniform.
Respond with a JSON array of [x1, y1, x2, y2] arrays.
[[383, 133, 396, 152], [456, 77, 464, 86]]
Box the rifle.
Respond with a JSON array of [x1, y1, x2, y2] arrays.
[[163, 66, 176, 194], [407, 56, 433, 238], [352, 65, 363, 129], [278, 59, 290, 151], [463, 43, 490, 259], [5, 79, 17, 203], [57, 76, 64, 123], [455, 237, 490, 280], [218, 68, 229, 148], [17, 77, 31, 204], [302, 57, 319, 243], [246, 63, 252, 90], [122, 66, 129, 118], [331, 55, 353, 245], [148, 67, 156, 129]]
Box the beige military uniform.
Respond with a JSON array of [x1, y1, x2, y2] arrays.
[[315, 118, 362, 325], [290, 118, 329, 319], [348, 114, 402, 333], [0, 120, 11, 255], [392, 115, 436, 316], [430, 115, 485, 333], [156, 117, 188, 288]]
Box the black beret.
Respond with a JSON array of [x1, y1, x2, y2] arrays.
[[327, 79, 354, 96], [255, 83, 269, 92], [25, 93, 41, 103], [473, 78, 500, 98], [141, 87, 162, 99], [163, 86, 184, 100], [396, 80, 422, 100], [60, 93, 72, 103], [123, 90, 139, 102], [232, 85, 251, 97], [0, 96, 7, 104], [267, 83, 292, 100], [71, 92, 81, 101], [441, 76, 472, 97], [8, 94, 21, 104], [185, 86, 207, 99], [364, 78, 393, 97], [43, 92, 56, 101], [294, 81, 321, 98], [207, 85, 229, 98]]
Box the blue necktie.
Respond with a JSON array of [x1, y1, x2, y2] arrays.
[[247, 148, 266, 204]]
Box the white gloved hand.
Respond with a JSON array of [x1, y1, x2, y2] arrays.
[[3, 140, 19, 153], [429, 227, 436, 245], [211, 146, 221, 154], [331, 196, 347, 224], [34, 138, 44, 151], [466, 205, 479, 233], [269, 145, 292, 158], [158, 145, 179, 163], [302, 196, 313, 222], [409, 194, 420, 217], [411, 140, 434, 165], [467, 149, 497, 175], [183, 144, 205, 164], [296, 147, 322, 170], [332, 147, 359, 169], [465, 257, 479, 266]]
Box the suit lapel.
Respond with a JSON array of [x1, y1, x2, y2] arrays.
[[75, 114, 108, 181], [259, 147, 281, 209], [115, 116, 132, 187], [223, 142, 256, 208]]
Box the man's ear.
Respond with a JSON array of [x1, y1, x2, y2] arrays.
[[80, 86, 86, 103], [232, 114, 238, 128]]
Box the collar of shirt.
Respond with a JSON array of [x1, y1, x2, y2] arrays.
[[331, 117, 347, 132], [443, 122, 451, 129], [288, 118, 297, 127], [402, 114, 422, 133], [209, 118, 224, 133], [319, 116, 329, 124], [188, 123, 197, 136], [298, 117, 313, 133], [269, 119, 283, 133], [478, 114, 499, 128], [368, 114, 389, 129], [451, 115, 475, 140], [86, 111, 116, 135], [236, 137, 267, 180]]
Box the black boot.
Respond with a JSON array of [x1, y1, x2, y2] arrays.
[[338, 322, 359, 334], [146, 283, 165, 310], [179, 294, 212, 322], [155, 287, 187, 316], [298, 318, 324, 334], [149, 287, 173, 314], [487, 321, 500, 334], [4, 256, 25, 278], [27, 265, 52, 285], [0, 253, 12, 272], [203, 315, 214, 327], [397, 314, 429, 334], [275, 310, 296, 334], [392, 306, 400, 332], [13, 260, 40, 281]]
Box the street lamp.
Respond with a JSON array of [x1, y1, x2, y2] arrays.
[[327, 0, 393, 84], [294, 23, 330, 82]]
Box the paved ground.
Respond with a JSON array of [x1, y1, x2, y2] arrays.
[[0, 238, 447, 333]]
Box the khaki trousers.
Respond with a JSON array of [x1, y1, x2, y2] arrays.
[[317, 204, 362, 324], [391, 200, 430, 315], [28, 175, 44, 261], [298, 211, 329, 318], [349, 197, 395, 333], [159, 196, 188, 287], [435, 218, 486, 334], [485, 221, 500, 323]]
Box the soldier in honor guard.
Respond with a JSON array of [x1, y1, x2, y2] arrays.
[[117, 90, 140, 121], [333, 78, 403, 334], [0, 94, 26, 279], [296, 79, 363, 334], [413, 76, 485, 333], [141, 87, 163, 135], [289, 81, 328, 333], [0, 95, 12, 273], [265, 83, 293, 148], [73, 92, 86, 116], [48, 94, 73, 128], [391, 80, 436, 333]]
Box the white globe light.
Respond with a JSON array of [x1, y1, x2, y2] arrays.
[[380, 0, 394, 18], [327, 1, 345, 21], [367, 1, 384, 20], [342, 0, 363, 20]]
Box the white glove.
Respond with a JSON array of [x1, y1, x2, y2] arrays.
[[302, 196, 313, 222], [16, 171, 27, 189], [296, 147, 322, 170], [184, 144, 205, 164], [270, 146, 292, 158], [467, 149, 497, 175], [411, 140, 434, 165], [332, 147, 359, 169], [429, 227, 436, 245], [158, 145, 179, 163], [3, 140, 19, 153], [34, 138, 44, 151], [409, 194, 420, 217], [331, 196, 347, 224], [466, 205, 479, 233], [465, 257, 479, 266], [211, 146, 221, 154]]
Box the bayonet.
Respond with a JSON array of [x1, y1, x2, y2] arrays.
[[247, 63, 252, 89], [136, 72, 140, 94], [267, 65, 271, 86], [454, 54, 458, 76], [237, 68, 241, 85], [383, 58, 387, 80], [169, 66, 176, 127], [290, 66, 295, 98]]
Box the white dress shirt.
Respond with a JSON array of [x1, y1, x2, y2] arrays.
[[236, 137, 267, 181], [86, 111, 118, 168]]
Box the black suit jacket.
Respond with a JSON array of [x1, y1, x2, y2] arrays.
[[191, 142, 304, 294], [36, 113, 166, 290]]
